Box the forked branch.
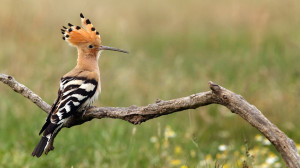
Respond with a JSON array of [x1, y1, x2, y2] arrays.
[[1, 73, 299, 167]]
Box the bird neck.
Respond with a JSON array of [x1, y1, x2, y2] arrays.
[[76, 49, 99, 72]]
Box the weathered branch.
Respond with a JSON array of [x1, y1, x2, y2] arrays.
[[0, 74, 51, 113], [1, 73, 299, 167]]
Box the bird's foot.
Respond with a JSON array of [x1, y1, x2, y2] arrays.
[[82, 109, 87, 118], [44, 144, 55, 155]]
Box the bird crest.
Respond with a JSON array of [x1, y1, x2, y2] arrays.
[[61, 13, 101, 47]]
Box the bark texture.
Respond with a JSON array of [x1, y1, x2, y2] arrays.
[[1, 73, 299, 167]]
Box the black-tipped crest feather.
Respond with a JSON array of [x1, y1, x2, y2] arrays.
[[80, 13, 84, 18]]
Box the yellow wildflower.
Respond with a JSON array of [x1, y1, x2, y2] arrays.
[[190, 150, 196, 158], [174, 145, 182, 155], [252, 146, 260, 155], [260, 163, 269, 168], [223, 163, 230, 168], [234, 151, 239, 157], [296, 143, 300, 151], [236, 160, 243, 167], [216, 153, 227, 160], [205, 154, 212, 161], [255, 134, 263, 142], [170, 159, 181, 166], [180, 165, 188, 168]]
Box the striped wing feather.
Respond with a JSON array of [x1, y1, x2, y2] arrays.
[[38, 89, 62, 135], [39, 77, 98, 135]]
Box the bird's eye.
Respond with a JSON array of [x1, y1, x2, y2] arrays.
[[88, 45, 93, 49]]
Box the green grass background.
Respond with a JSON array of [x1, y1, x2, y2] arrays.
[[0, 0, 300, 167]]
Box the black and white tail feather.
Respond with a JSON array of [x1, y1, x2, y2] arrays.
[[32, 77, 99, 157]]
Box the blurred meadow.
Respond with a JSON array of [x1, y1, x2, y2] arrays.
[[1, 0, 300, 167]]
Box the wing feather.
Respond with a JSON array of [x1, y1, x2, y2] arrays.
[[51, 77, 98, 122], [39, 89, 62, 135], [39, 77, 98, 135]]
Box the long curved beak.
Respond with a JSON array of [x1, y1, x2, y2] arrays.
[[99, 45, 129, 54]]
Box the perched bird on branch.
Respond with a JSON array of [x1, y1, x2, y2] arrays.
[[32, 13, 128, 157]]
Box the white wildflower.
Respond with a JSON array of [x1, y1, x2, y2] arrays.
[[266, 154, 278, 164], [150, 136, 158, 143], [263, 138, 271, 145], [164, 126, 176, 139], [218, 144, 227, 152]]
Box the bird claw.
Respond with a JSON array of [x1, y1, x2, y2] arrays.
[[44, 144, 55, 155], [82, 109, 87, 118], [44, 135, 56, 155]]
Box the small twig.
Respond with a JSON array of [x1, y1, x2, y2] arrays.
[[1, 73, 299, 167], [0, 74, 51, 113]]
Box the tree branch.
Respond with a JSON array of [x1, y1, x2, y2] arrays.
[[1, 73, 299, 167], [0, 74, 51, 113]]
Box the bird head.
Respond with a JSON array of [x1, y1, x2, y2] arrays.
[[61, 13, 128, 57]]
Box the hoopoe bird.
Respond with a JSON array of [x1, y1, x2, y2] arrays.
[[32, 13, 128, 157]]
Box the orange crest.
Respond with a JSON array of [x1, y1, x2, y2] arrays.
[[61, 13, 101, 46]]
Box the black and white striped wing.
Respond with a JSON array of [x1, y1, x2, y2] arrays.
[[38, 89, 62, 135], [51, 77, 98, 124]]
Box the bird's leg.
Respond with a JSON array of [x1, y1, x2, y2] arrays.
[[44, 128, 61, 155], [44, 139, 54, 155], [82, 108, 87, 118]]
